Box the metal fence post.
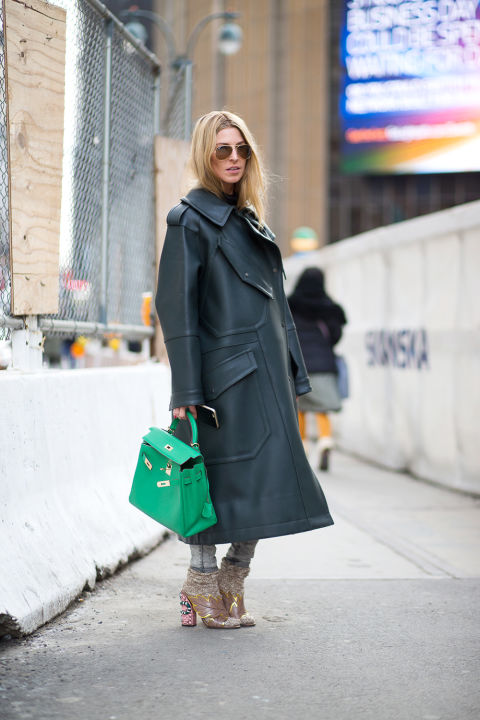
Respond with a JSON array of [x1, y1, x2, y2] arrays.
[[11, 316, 43, 371], [153, 66, 161, 136], [184, 61, 193, 142], [99, 18, 113, 326]]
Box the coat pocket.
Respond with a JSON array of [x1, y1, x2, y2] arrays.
[[200, 349, 270, 464], [200, 244, 271, 337], [219, 240, 274, 299]]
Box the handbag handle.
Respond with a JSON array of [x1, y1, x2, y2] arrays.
[[168, 409, 199, 448]]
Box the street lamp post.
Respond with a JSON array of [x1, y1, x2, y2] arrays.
[[121, 9, 242, 141]]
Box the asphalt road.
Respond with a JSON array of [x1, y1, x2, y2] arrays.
[[1, 453, 479, 720]]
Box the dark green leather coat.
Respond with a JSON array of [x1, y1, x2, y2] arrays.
[[156, 188, 333, 544]]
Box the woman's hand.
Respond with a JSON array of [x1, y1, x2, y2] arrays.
[[173, 405, 197, 420]]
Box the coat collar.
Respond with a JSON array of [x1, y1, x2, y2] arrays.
[[182, 187, 284, 277], [181, 188, 236, 227], [181, 188, 276, 243]]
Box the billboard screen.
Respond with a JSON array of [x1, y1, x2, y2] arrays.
[[340, 0, 480, 173]]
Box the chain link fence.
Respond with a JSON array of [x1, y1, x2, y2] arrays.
[[107, 22, 159, 327], [163, 63, 188, 141], [0, 12, 10, 342], [58, 0, 105, 329], [54, 0, 160, 336], [0, 0, 162, 346]]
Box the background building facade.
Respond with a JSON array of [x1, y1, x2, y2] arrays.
[[107, 0, 479, 254]]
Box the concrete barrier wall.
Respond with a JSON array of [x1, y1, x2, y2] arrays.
[[2, 202, 478, 636], [283, 201, 480, 495], [0, 364, 172, 636]]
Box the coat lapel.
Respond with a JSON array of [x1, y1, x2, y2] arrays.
[[181, 188, 235, 226]]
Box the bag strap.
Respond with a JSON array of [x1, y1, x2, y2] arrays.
[[168, 409, 199, 448]]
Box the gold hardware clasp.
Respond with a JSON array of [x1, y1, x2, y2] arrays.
[[164, 443, 173, 451], [157, 479, 170, 488], [144, 457, 152, 470]]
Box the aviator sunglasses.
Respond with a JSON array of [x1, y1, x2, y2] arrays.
[[215, 143, 252, 160]]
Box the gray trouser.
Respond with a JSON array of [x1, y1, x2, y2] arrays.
[[190, 541, 258, 573]]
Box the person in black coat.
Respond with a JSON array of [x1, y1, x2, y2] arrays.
[[288, 267, 347, 471]]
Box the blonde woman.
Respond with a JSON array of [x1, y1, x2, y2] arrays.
[[156, 111, 333, 630]]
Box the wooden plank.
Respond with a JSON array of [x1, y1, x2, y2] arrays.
[[5, 0, 66, 315], [153, 135, 190, 360]]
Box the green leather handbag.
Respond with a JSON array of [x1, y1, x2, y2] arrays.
[[129, 410, 217, 537]]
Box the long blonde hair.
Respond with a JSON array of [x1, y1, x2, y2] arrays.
[[189, 110, 267, 226]]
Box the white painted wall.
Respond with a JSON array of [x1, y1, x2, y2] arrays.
[[284, 201, 480, 495], [0, 364, 171, 636]]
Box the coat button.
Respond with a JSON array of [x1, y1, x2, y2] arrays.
[[273, 267, 278, 272], [244, 272, 249, 277]]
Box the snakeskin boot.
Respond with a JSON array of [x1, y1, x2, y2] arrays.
[[180, 568, 241, 629], [218, 558, 255, 627]]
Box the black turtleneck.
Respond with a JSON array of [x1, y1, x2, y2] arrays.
[[222, 192, 238, 206]]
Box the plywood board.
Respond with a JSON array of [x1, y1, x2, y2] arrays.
[[5, 0, 66, 315]]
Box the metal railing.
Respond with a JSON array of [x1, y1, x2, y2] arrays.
[[0, 0, 162, 343]]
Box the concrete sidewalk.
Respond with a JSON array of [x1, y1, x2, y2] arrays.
[[1, 453, 479, 720], [154, 451, 480, 584]]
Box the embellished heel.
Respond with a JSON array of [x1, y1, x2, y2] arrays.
[[180, 591, 197, 627]]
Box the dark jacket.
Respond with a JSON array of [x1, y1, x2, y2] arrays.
[[289, 268, 347, 374], [155, 188, 333, 544]]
